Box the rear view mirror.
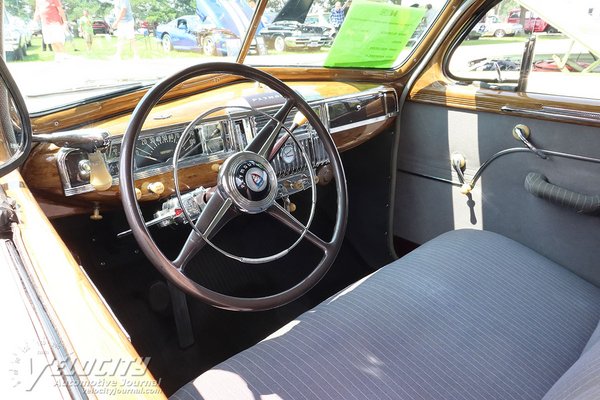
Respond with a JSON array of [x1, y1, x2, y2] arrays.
[[0, 56, 31, 177]]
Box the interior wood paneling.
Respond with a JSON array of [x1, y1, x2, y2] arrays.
[[23, 81, 396, 216], [2, 170, 165, 399]]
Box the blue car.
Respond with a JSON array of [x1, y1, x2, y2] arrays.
[[155, 15, 212, 53], [155, 0, 267, 56]]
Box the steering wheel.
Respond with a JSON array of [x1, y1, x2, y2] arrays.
[[119, 63, 347, 311]]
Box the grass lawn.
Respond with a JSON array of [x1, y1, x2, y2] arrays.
[[21, 35, 206, 62], [19, 35, 308, 63]]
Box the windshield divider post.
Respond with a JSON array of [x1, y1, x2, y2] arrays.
[[236, 0, 269, 64]]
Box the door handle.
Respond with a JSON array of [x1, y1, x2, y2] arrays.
[[524, 172, 600, 214]]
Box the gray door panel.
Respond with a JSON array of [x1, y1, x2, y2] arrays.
[[394, 101, 600, 285]]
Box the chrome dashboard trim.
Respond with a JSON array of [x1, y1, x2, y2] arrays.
[[57, 88, 398, 196], [56, 148, 95, 196], [329, 115, 394, 134], [501, 105, 600, 124]]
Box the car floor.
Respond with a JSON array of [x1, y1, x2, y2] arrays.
[[52, 188, 379, 395]]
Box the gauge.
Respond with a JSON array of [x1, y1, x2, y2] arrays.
[[198, 122, 225, 155], [107, 142, 121, 161], [134, 130, 200, 169], [281, 144, 295, 164], [105, 142, 121, 177]]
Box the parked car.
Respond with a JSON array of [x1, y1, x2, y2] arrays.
[[195, 0, 267, 56], [304, 12, 332, 28], [260, 2, 333, 51], [156, 11, 266, 56], [155, 15, 216, 53], [92, 19, 112, 35], [261, 22, 333, 51], [474, 15, 522, 37], [8, 15, 32, 47], [4, 0, 600, 398], [507, 8, 558, 33], [467, 28, 482, 40], [3, 11, 27, 61]]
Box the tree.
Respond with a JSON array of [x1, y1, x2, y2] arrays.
[[128, 0, 194, 24], [60, 0, 113, 21], [6, 0, 35, 19]]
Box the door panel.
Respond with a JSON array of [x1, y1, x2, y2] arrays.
[[395, 101, 600, 285]]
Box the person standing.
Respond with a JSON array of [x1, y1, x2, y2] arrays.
[[329, 2, 345, 32], [78, 10, 93, 51], [34, 0, 67, 60], [112, 0, 139, 59]]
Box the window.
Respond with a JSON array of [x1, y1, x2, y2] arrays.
[[448, 0, 600, 100], [4, 0, 448, 113]]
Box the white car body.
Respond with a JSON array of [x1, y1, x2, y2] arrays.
[[475, 15, 523, 37]]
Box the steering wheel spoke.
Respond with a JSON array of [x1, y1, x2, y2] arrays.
[[173, 191, 235, 270], [245, 98, 295, 158], [267, 202, 330, 253]]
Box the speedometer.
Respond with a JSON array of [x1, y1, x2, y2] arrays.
[[135, 130, 201, 169]]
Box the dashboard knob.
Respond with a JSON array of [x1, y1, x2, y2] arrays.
[[135, 188, 142, 200], [316, 164, 333, 186], [291, 180, 304, 191], [145, 182, 165, 195], [78, 159, 91, 178], [211, 163, 221, 172], [90, 203, 103, 221]]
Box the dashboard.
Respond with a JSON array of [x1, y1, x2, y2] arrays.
[[23, 82, 398, 216]]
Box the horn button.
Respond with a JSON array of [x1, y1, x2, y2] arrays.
[[218, 152, 278, 214], [235, 160, 270, 201]]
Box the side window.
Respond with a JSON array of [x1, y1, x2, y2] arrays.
[[448, 0, 600, 100]]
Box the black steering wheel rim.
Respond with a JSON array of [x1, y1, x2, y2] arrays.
[[119, 62, 347, 311]]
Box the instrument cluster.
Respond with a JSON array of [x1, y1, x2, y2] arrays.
[[56, 89, 397, 197]]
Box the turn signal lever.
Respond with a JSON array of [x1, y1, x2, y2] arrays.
[[34, 128, 114, 191], [33, 128, 110, 153]]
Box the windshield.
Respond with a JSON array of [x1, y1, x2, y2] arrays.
[[4, 0, 446, 113]]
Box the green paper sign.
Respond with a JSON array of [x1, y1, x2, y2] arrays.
[[324, 1, 426, 69]]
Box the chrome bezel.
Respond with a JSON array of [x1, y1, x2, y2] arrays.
[[219, 151, 279, 214]]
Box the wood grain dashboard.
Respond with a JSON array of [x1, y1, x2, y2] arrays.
[[22, 81, 398, 218]]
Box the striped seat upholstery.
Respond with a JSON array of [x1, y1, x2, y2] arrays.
[[171, 230, 600, 400]]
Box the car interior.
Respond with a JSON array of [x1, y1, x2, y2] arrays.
[[2, 0, 600, 398]]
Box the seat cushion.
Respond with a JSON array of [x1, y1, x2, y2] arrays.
[[172, 229, 600, 400]]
